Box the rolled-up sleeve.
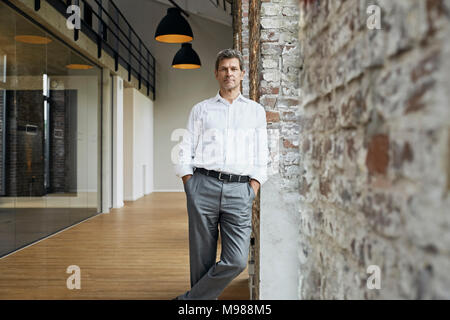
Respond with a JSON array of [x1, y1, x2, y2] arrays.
[[249, 105, 268, 185], [174, 104, 199, 178]]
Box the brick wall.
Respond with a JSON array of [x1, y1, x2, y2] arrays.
[[6, 90, 46, 196], [50, 90, 67, 193], [238, 0, 302, 299], [297, 0, 450, 299], [4, 90, 74, 196], [259, 0, 302, 299], [241, 0, 251, 97], [237, 0, 450, 299], [260, 0, 301, 187]]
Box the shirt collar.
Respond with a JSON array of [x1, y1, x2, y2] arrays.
[[215, 91, 248, 105]]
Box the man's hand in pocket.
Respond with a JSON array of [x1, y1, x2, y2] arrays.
[[182, 174, 193, 185], [249, 179, 260, 195]]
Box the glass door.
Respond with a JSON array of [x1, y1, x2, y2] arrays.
[[0, 1, 102, 257]]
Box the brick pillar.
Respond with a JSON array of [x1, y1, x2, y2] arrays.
[[237, 0, 302, 299], [259, 0, 301, 299]]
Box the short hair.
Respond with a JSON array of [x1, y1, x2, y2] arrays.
[[215, 48, 244, 71]]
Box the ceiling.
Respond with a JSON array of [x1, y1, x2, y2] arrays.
[[0, 0, 233, 79], [145, 0, 233, 27], [0, 2, 99, 78]]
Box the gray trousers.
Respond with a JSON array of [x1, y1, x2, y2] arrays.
[[178, 169, 256, 300]]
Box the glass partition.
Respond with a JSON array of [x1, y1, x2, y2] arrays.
[[0, 2, 101, 257]]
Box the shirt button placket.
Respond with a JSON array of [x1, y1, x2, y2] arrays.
[[225, 104, 229, 168]]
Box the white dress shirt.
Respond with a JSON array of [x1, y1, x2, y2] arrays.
[[174, 91, 269, 185]]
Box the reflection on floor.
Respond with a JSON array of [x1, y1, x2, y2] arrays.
[[0, 192, 98, 208], [0, 207, 98, 256], [0, 192, 250, 300]]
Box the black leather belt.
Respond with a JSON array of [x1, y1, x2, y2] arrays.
[[195, 167, 250, 183]]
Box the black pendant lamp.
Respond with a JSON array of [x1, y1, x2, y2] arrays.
[[155, 7, 193, 43], [172, 43, 201, 69]]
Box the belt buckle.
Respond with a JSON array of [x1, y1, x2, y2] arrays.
[[218, 172, 225, 181]]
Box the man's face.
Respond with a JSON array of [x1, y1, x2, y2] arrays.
[[215, 58, 245, 91]]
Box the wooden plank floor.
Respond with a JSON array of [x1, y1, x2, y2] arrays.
[[0, 192, 250, 300]]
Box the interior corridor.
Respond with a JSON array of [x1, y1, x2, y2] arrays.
[[0, 192, 249, 300]]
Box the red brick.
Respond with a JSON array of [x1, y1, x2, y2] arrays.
[[283, 138, 297, 149], [366, 134, 389, 175], [266, 111, 280, 123]]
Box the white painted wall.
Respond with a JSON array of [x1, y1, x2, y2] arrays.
[[123, 88, 134, 201], [112, 76, 124, 208], [52, 76, 100, 195], [260, 174, 301, 299], [123, 87, 154, 201], [114, 0, 232, 192], [102, 69, 112, 213]]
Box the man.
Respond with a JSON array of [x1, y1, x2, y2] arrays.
[[173, 48, 268, 300]]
